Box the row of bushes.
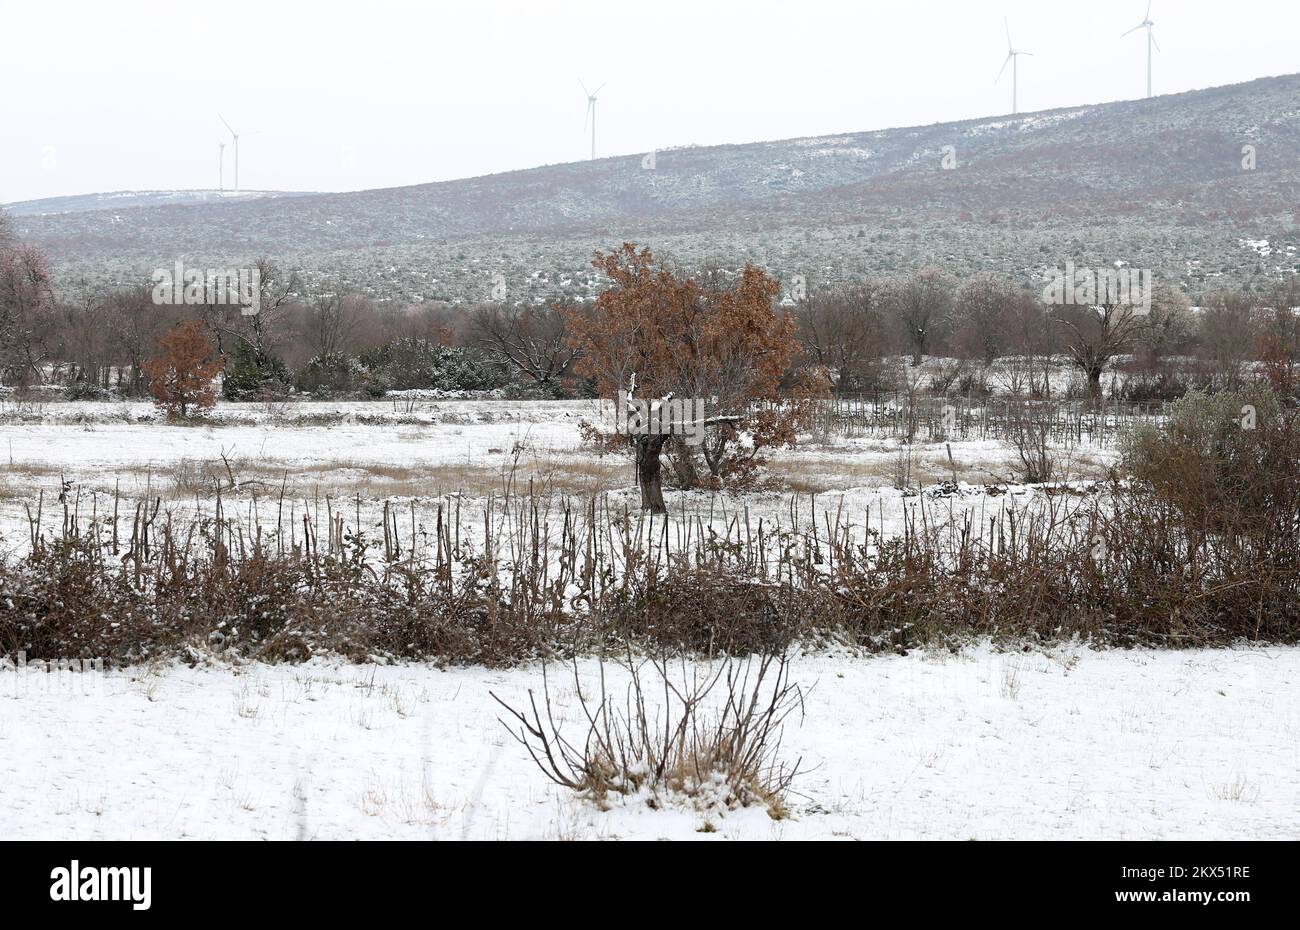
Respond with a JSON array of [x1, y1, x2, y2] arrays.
[[222, 338, 515, 400], [832, 358, 1244, 405], [3, 480, 1296, 667]]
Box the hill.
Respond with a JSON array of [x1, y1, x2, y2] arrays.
[[4, 189, 313, 217], [11, 73, 1300, 303]]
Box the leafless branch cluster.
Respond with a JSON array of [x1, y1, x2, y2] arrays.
[[469, 303, 580, 389], [492, 648, 805, 816], [1004, 402, 1060, 483]]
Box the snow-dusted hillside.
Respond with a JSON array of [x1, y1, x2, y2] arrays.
[[12, 73, 1300, 301], [2, 189, 314, 217]]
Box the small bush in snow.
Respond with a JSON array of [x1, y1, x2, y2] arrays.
[[492, 648, 804, 818]]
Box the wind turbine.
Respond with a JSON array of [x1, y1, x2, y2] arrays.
[[995, 18, 1032, 115], [580, 80, 605, 160], [218, 142, 226, 192], [218, 114, 239, 192], [1122, 1, 1160, 99]]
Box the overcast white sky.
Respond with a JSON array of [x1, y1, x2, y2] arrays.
[[2, 0, 1296, 203]]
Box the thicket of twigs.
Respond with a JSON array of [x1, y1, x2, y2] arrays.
[[492, 648, 805, 817]]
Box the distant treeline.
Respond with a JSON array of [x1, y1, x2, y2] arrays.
[[3, 210, 1299, 404]]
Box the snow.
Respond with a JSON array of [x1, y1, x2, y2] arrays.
[[0, 395, 1125, 564], [0, 399, 1120, 566], [3, 644, 1296, 840], [962, 109, 1091, 138], [803, 146, 875, 159], [0, 393, 1290, 841]]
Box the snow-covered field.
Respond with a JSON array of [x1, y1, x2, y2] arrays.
[[7, 396, 1282, 842], [0, 398, 1116, 558], [3, 644, 1296, 840]]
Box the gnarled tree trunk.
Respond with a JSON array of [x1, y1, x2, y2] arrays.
[[636, 434, 668, 514], [1087, 365, 1103, 404]]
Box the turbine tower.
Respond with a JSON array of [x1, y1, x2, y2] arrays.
[[218, 142, 226, 192], [580, 80, 605, 160], [218, 114, 240, 192], [1122, 1, 1160, 99], [995, 18, 1032, 115]]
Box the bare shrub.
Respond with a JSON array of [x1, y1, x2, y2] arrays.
[[991, 355, 1032, 397], [492, 648, 805, 817], [892, 441, 915, 491], [1003, 404, 1057, 483], [1120, 387, 1299, 558], [167, 458, 229, 496], [928, 358, 963, 396], [956, 365, 991, 399]]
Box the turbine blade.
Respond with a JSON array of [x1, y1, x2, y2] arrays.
[[579, 78, 590, 96], [1146, 0, 1152, 21], [1122, 23, 1144, 36], [995, 52, 1011, 83], [593, 82, 606, 96], [218, 113, 235, 135], [1005, 16, 1012, 49], [1150, 29, 1161, 53]]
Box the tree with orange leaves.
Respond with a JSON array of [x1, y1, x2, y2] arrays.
[[568, 244, 810, 512], [144, 320, 224, 418]]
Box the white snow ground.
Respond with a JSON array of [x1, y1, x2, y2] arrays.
[[2, 395, 1279, 842], [3, 644, 1297, 840], [0, 398, 1116, 559]]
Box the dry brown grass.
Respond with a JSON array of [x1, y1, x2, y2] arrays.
[[0, 465, 73, 501], [771, 448, 1113, 494], [0, 455, 627, 505], [769, 459, 900, 494], [280, 456, 625, 499]]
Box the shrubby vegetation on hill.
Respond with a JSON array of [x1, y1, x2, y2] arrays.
[[11, 74, 1300, 305]]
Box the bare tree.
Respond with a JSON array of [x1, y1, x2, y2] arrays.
[[1054, 299, 1143, 403], [108, 284, 178, 396], [205, 257, 300, 360], [303, 293, 367, 359], [0, 243, 57, 386], [1134, 284, 1192, 363], [890, 269, 955, 367], [996, 291, 1058, 397], [955, 273, 1019, 362], [53, 295, 115, 390], [795, 279, 887, 394], [469, 303, 581, 389], [1261, 278, 1300, 377], [1196, 292, 1259, 391]]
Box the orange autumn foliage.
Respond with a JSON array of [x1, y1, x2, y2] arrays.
[[568, 244, 815, 488], [144, 320, 224, 418], [571, 244, 795, 402]]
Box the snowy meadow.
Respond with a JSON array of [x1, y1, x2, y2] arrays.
[[3, 392, 1298, 840]]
